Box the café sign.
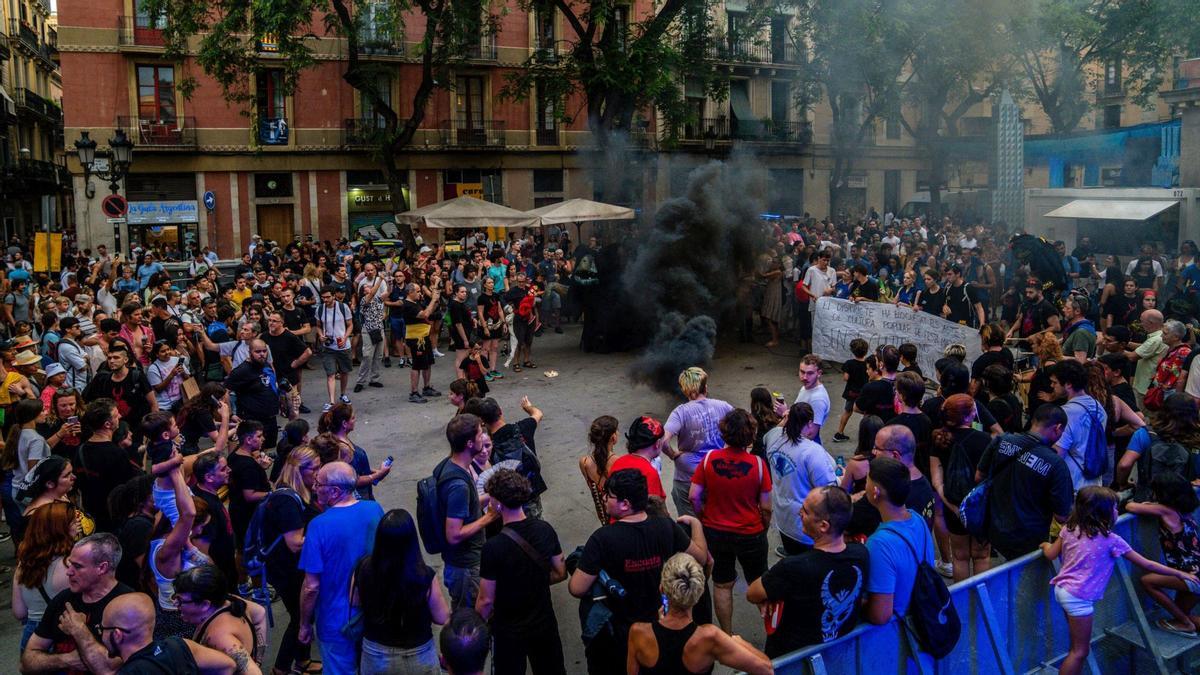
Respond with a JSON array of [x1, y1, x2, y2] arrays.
[[127, 200, 200, 224], [347, 188, 394, 212]]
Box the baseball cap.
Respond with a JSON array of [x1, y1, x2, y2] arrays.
[[625, 415, 665, 452]]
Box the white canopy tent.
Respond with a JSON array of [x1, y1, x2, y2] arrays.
[[524, 198, 635, 224], [394, 196, 541, 229], [1044, 199, 1178, 221]]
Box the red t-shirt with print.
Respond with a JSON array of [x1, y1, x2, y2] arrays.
[[691, 447, 772, 535], [610, 453, 666, 499]]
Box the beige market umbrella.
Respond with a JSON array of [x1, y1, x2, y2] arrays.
[[395, 196, 541, 229], [525, 198, 635, 224]]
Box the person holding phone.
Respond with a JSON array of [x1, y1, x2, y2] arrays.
[[147, 341, 190, 413], [36, 388, 85, 460]]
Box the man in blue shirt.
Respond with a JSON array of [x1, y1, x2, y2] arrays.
[[136, 252, 165, 289], [864, 456, 936, 624], [1056, 240, 1080, 294], [298, 461, 384, 675]]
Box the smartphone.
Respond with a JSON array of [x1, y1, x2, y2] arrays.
[[382, 456, 394, 470], [66, 415, 79, 426]]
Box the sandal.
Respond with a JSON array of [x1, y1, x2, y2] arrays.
[[525, 361, 536, 368], [513, 364, 522, 372], [1156, 618, 1198, 637], [292, 660, 322, 674]]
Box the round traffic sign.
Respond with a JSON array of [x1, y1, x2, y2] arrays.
[[101, 194, 128, 218]]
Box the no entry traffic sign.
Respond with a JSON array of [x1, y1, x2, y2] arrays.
[[101, 194, 128, 219]]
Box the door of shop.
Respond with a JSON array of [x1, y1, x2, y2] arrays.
[[257, 204, 295, 245]]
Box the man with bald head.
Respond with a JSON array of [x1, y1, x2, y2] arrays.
[[22, 533, 134, 674], [66, 592, 236, 674], [1127, 308, 1167, 407], [846, 424, 937, 538], [297, 462, 384, 675], [223, 338, 282, 449]]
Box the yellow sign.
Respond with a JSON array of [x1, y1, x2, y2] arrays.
[[33, 232, 63, 273], [455, 183, 504, 239]]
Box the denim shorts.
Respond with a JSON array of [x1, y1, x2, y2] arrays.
[[359, 637, 439, 675], [1054, 585, 1094, 617]]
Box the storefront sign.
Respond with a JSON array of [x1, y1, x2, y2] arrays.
[[456, 183, 484, 199], [347, 188, 394, 212], [127, 200, 200, 225]]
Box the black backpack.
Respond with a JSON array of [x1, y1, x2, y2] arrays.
[[243, 488, 302, 578], [491, 426, 547, 496], [886, 521, 961, 659], [1133, 433, 1192, 502], [416, 459, 470, 555]]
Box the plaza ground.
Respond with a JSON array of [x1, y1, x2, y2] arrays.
[[0, 326, 861, 673]]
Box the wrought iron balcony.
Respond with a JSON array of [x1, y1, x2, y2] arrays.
[[344, 118, 390, 147], [678, 117, 811, 145], [117, 116, 197, 148], [357, 29, 403, 55], [15, 88, 57, 123], [0, 24, 10, 61], [465, 36, 497, 60], [536, 127, 558, 146], [259, 117, 290, 145], [439, 119, 505, 147], [9, 19, 38, 53], [118, 15, 166, 47]]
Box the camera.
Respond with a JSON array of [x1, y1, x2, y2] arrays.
[[277, 378, 293, 393], [323, 337, 335, 347]]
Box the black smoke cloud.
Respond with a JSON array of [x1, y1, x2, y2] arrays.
[[624, 153, 767, 393]]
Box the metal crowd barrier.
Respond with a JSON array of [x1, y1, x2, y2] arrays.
[[762, 513, 1200, 674]]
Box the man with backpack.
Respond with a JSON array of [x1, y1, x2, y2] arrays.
[[477, 396, 546, 518], [1050, 359, 1109, 490], [56, 317, 91, 390], [420, 414, 499, 611]]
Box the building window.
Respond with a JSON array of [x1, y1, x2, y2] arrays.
[[536, 90, 557, 145], [886, 109, 901, 140], [456, 76, 485, 131], [360, 74, 392, 123], [1105, 58, 1122, 94], [257, 70, 289, 144], [612, 5, 629, 50], [533, 169, 563, 193], [1102, 105, 1121, 129], [137, 65, 176, 124], [135, 0, 166, 29], [535, 3, 555, 53]]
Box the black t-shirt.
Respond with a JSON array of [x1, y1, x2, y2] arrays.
[[1106, 294, 1140, 327], [760, 545, 871, 657], [850, 279, 879, 301], [181, 409, 218, 451], [151, 314, 181, 348], [262, 330, 307, 385], [1018, 299, 1059, 338], [892, 412, 933, 477], [38, 419, 81, 459], [577, 516, 692, 624], [35, 582, 135, 648], [116, 514, 154, 588], [388, 286, 406, 319], [223, 362, 279, 425], [227, 451, 270, 538], [944, 283, 980, 327], [83, 369, 153, 428], [479, 518, 563, 636], [263, 490, 317, 582], [436, 458, 484, 567], [196, 487, 237, 584], [921, 394, 999, 432], [855, 378, 896, 420], [841, 359, 869, 399], [492, 417, 538, 454], [987, 393, 1025, 434], [917, 288, 946, 317], [401, 299, 426, 327], [1112, 381, 1139, 413], [977, 433, 1074, 552], [120, 635, 199, 674], [75, 440, 142, 533], [847, 476, 935, 538], [448, 300, 474, 349], [971, 349, 1015, 381], [280, 305, 312, 331], [933, 428, 993, 505]]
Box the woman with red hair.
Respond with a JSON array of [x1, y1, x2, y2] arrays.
[[929, 394, 994, 581], [12, 501, 80, 651]]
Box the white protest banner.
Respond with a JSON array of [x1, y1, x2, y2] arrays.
[[811, 297, 982, 376]]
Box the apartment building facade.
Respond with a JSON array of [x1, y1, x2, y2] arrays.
[[0, 0, 69, 240]]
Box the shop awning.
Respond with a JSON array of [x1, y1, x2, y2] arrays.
[[0, 87, 14, 118], [1044, 199, 1178, 221], [525, 198, 634, 224], [395, 195, 540, 229]]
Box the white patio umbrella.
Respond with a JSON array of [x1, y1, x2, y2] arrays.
[[524, 198, 635, 224], [394, 196, 541, 229]]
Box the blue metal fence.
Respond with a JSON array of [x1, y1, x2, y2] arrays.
[[763, 513, 1189, 674]]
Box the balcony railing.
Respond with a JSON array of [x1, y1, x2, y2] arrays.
[[117, 116, 197, 148], [118, 15, 167, 47], [259, 117, 290, 145], [15, 88, 57, 123], [771, 41, 803, 65], [678, 117, 812, 145], [344, 118, 390, 147], [465, 36, 497, 60], [439, 119, 505, 147], [706, 38, 769, 63], [535, 127, 558, 146], [0, 24, 10, 61], [357, 29, 403, 55], [10, 19, 38, 53]]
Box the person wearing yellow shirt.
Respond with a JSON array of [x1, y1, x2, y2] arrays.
[[230, 275, 253, 315]]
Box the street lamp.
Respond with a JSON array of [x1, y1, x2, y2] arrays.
[[74, 129, 135, 196]]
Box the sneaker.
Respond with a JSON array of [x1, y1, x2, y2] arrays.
[[322, 402, 333, 412], [339, 394, 352, 404], [382, 357, 392, 368], [422, 386, 442, 397], [298, 404, 312, 414], [353, 384, 364, 393], [0, 531, 10, 543], [936, 561, 954, 579], [432, 349, 445, 358], [490, 370, 504, 379], [833, 433, 850, 442], [409, 392, 428, 404], [369, 381, 384, 388], [484, 372, 495, 382]]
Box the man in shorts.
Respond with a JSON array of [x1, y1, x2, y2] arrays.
[[402, 283, 442, 403], [314, 287, 353, 412]]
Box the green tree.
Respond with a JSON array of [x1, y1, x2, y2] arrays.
[[1008, 0, 1181, 134], [140, 0, 497, 250]]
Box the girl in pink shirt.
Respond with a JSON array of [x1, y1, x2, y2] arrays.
[[1042, 487, 1196, 675]]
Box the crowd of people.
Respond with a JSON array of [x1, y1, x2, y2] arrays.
[[0, 208, 1199, 675]]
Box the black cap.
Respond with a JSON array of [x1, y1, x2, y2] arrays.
[[625, 415, 665, 451]]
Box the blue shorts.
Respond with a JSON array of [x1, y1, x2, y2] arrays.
[[389, 317, 405, 338]]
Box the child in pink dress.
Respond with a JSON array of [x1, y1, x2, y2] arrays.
[[1043, 486, 1197, 675]]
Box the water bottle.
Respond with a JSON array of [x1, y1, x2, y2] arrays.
[[835, 455, 846, 481]]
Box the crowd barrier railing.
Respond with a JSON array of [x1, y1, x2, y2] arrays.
[[761, 513, 1194, 675]]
